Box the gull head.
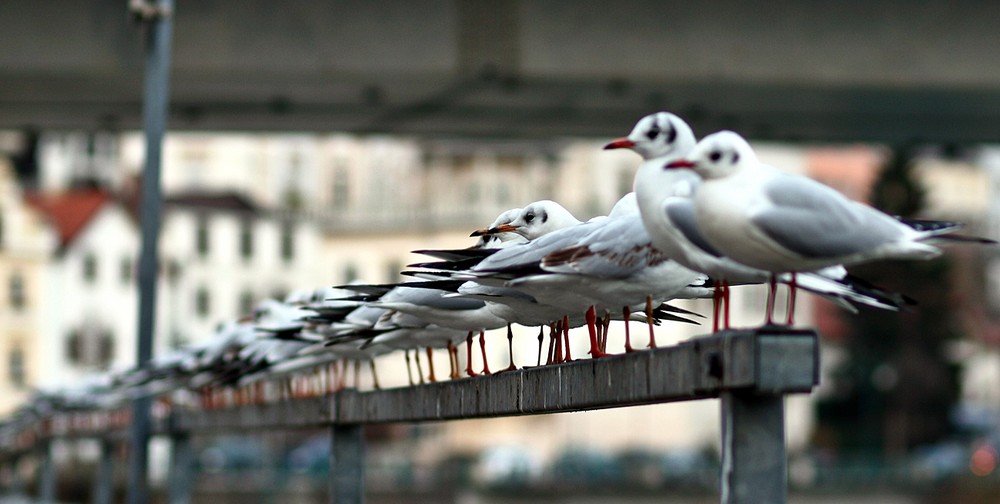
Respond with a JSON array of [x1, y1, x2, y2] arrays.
[[603, 111, 696, 161], [664, 130, 756, 180], [470, 207, 521, 237], [504, 200, 581, 240], [469, 207, 527, 248]]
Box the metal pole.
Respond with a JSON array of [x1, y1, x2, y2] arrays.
[[93, 440, 115, 504], [719, 391, 787, 504], [128, 1, 173, 503], [38, 441, 56, 504], [9, 456, 24, 496], [0, 459, 9, 494], [329, 425, 365, 504], [167, 432, 194, 504]]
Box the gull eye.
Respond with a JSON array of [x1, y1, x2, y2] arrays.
[[646, 125, 660, 140], [709, 151, 722, 162], [524, 213, 535, 223]]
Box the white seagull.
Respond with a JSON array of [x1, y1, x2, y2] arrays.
[[664, 130, 993, 323]]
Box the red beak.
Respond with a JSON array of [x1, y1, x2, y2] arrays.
[[664, 159, 696, 169], [603, 138, 636, 150], [471, 223, 519, 237]]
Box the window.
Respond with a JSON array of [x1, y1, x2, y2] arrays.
[[9, 345, 25, 387], [120, 256, 132, 284], [283, 188, 303, 209], [195, 215, 210, 257], [238, 290, 255, 316], [239, 220, 254, 260], [332, 163, 349, 210], [342, 263, 359, 284], [280, 223, 295, 262], [384, 260, 402, 283], [83, 254, 98, 283], [65, 327, 114, 368], [195, 286, 211, 318], [165, 259, 182, 284], [9, 273, 24, 310]]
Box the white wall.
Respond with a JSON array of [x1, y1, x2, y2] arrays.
[[39, 203, 139, 387]]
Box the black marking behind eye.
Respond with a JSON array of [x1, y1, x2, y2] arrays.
[[646, 125, 660, 140], [541, 212, 548, 224], [732, 152, 740, 164], [709, 151, 722, 162], [666, 125, 677, 144]]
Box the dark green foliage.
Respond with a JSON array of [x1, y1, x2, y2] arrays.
[[814, 146, 962, 460]]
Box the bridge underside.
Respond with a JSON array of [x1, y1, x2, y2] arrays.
[[2, 0, 999, 143]]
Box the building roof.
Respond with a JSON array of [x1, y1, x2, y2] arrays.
[[164, 190, 259, 214], [24, 189, 112, 249]]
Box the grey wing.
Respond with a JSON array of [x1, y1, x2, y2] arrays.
[[393, 287, 487, 310], [541, 216, 661, 278], [754, 176, 904, 259], [473, 221, 601, 272], [664, 200, 723, 257]]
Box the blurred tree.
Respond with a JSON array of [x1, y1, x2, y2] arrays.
[[814, 145, 962, 461]]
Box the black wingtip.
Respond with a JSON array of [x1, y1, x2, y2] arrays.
[[656, 302, 706, 319]]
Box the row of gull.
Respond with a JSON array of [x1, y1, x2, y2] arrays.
[[3, 112, 994, 431]]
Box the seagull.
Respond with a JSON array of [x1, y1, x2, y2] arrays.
[[473, 200, 583, 241], [609, 113, 909, 329], [369, 310, 468, 382], [469, 207, 527, 249], [455, 194, 709, 358], [664, 130, 994, 324], [412, 202, 576, 273], [366, 285, 509, 375], [414, 203, 593, 367]]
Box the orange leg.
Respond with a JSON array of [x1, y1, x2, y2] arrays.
[[370, 360, 381, 390], [623, 305, 634, 352], [448, 341, 460, 379], [601, 313, 612, 353], [554, 320, 564, 363], [785, 273, 797, 326], [585, 306, 601, 357], [479, 331, 492, 375], [712, 285, 722, 333], [502, 324, 518, 372], [563, 315, 574, 361], [465, 331, 478, 377], [646, 296, 658, 348], [414, 351, 425, 385], [536, 326, 545, 366], [723, 280, 731, 330], [404, 350, 415, 386], [426, 347, 437, 383], [765, 275, 777, 326]]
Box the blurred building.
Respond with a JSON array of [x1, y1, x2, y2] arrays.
[[155, 190, 324, 351], [0, 159, 55, 414], [24, 188, 138, 390]]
